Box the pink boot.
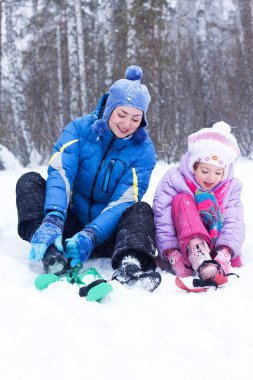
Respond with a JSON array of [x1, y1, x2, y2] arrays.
[[188, 238, 218, 280], [214, 247, 231, 275], [165, 249, 193, 277]]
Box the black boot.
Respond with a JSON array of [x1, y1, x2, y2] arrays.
[[112, 255, 161, 292], [42, 245, 67, 275]]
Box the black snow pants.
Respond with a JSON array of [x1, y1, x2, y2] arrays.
[[16, 172, 157, 270]]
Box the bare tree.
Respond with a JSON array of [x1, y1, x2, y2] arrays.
[[66, 0, 80, 118], [1, 0, 253, 165], [4, 1, 31, 165], [74, 0, 87, 114], [0, 0, 2, 123], [56, 24, 64, 126]]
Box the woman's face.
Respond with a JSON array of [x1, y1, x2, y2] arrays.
[[108, 106, 143, 138], [194, 162, 224, 190]]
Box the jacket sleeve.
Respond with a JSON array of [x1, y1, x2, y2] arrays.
[[152, 168, 181, 257], [87, 141, 156, 243], [215, 178, 245, 257], [44, 118, 82, 217]]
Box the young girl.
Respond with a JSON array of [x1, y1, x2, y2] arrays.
[[153, 122, 245, 281]]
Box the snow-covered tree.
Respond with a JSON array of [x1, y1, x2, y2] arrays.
[[1, 0, 253, 165], [4, 1, 31, 165]]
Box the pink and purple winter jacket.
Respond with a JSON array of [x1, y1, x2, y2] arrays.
[[153, 153, 245, 260]]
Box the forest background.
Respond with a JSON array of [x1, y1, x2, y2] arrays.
[[1, 0, 253, 167]]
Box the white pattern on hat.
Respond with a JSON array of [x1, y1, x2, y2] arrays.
[[188, 121, 240, 180]]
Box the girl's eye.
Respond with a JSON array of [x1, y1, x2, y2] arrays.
[[118, 114, 125, 118], [202, 171, 208, 174]]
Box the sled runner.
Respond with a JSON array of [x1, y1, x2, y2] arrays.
[[34, 266, 113, 302]]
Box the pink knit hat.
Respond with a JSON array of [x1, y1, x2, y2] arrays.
[[188, 121, 240, 179]]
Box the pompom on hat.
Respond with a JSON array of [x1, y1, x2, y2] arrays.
[[188, 121, 240, 180], [102, 65, 151, 128]]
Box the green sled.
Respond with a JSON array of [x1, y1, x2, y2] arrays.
[[34, 267, 113, 302]]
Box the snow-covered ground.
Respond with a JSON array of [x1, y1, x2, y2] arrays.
[[1, 158, 253, 380]]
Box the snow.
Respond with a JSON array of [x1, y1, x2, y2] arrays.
[[0, 144, 22, 171], [1, 159, 253, 380], [222, 0, 237, 21]]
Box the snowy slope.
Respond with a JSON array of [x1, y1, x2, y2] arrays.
[[1, 159, 253, 380]]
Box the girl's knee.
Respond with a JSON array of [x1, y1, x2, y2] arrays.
[[172, 193, 194, 208]]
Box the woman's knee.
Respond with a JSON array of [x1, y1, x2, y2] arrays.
[[16, 171, 46, 193], [16, 171, 46, 227], [124, 201, 153, 218]]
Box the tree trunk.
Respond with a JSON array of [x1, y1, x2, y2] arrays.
[[56, 25, 64, 126], [66, 0, 80, 119], [0, 0, 3, 125], [74, 0, 87, 114], [5, 1, 31, 165]]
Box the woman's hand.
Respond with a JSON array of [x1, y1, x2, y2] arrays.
[[29, 211, 64, 261], [65, 229, 96, 267]]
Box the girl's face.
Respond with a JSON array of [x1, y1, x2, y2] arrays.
[[194, 163, 224, 190], [108, 106, 143, 138]]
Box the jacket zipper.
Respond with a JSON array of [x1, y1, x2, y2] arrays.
[[102, 159, 115, 193], [88, 136, 116, 223]]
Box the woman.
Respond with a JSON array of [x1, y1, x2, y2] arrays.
[[16, 65, 161, 292]]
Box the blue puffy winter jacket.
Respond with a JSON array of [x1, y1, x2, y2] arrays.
[[44, 94, 156, 244]]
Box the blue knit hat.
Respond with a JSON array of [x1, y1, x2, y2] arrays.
[[92, 66, 151, 144], [102, 65, 151, 128]]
